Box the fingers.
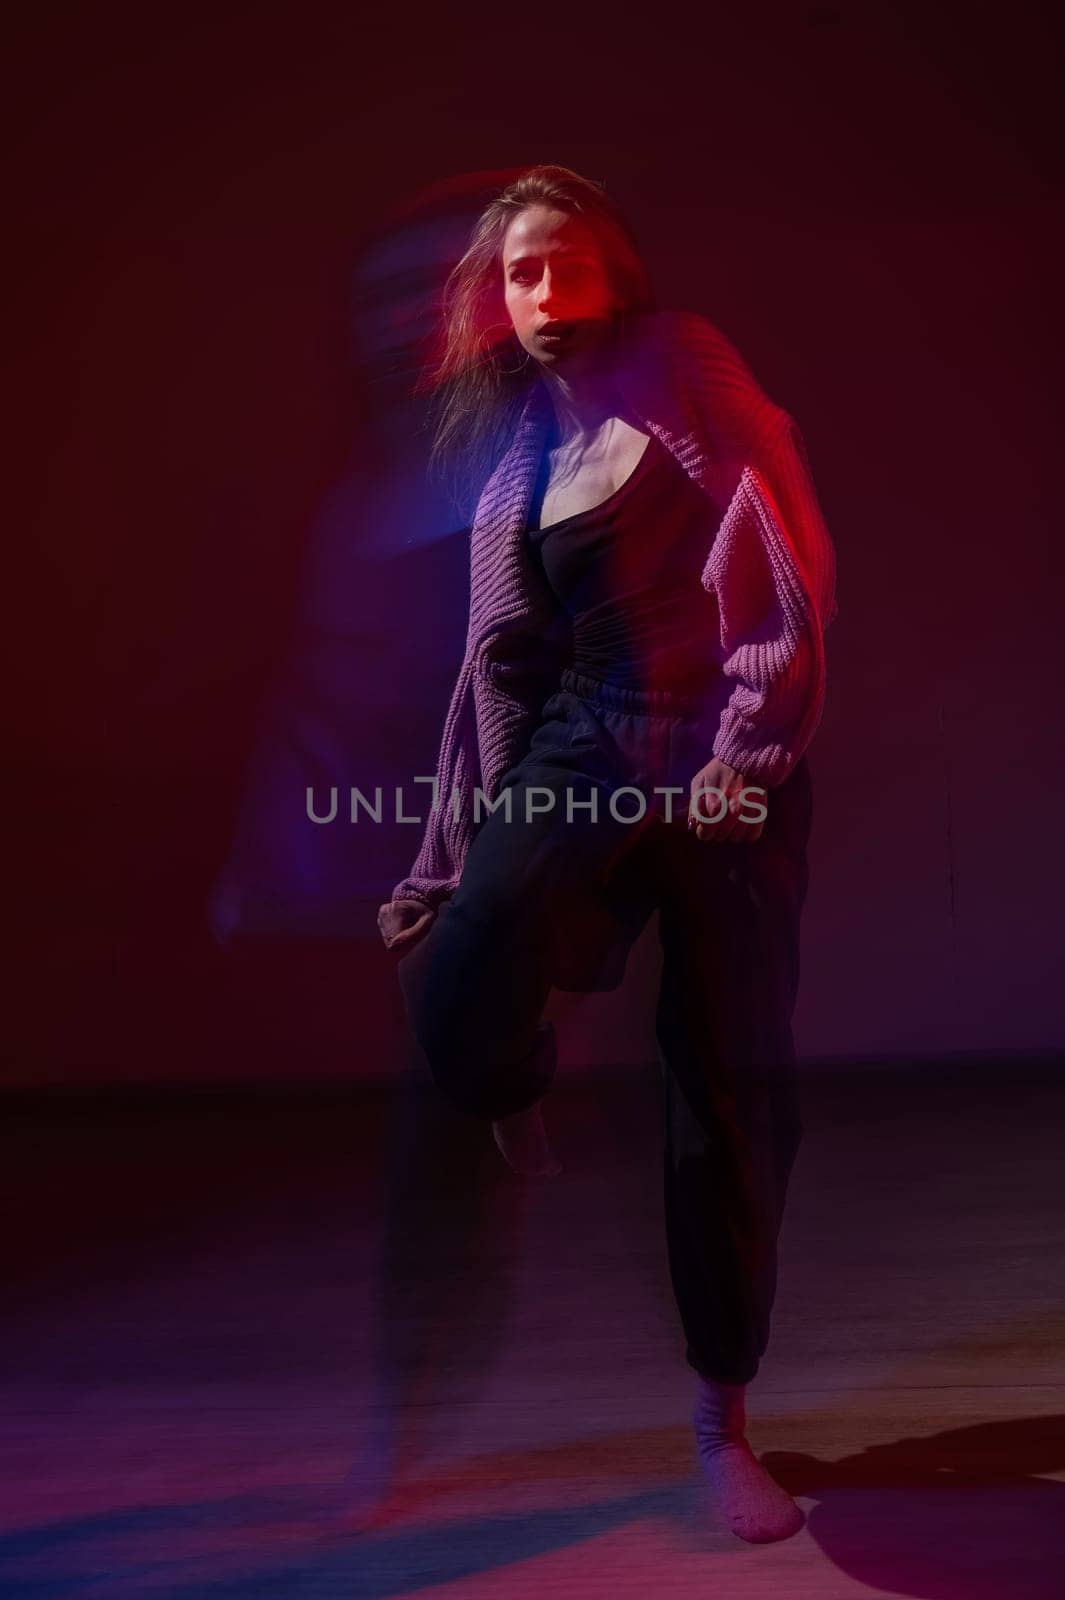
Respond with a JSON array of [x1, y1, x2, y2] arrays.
[[689, 783, 738, 843], [688, 783, 766, 844], [389, 915, 434, 951], [377, 902, 434, 950]]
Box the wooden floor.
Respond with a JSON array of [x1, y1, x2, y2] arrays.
[[1, 1058, 1062, 1598]]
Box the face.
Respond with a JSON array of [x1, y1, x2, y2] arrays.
[[501, 204, 622, 372]]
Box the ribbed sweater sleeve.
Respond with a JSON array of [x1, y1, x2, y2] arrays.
[[388, 649, 563, 911], [705, 456, 827, 788], [388, 398, 562, 910], [666, 313, 836, 788], [388, 649, 478, 910]]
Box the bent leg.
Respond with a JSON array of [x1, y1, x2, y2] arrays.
[[397, 760, 630, 1121]]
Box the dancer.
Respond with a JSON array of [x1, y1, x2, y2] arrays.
[[377, 164, 837, 1542]]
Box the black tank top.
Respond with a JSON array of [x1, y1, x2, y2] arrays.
[[526, 431, 722, 695]]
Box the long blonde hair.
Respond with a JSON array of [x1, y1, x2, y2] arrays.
[[416, 165, 656, 518]]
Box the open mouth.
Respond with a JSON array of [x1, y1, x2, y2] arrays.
[[537, 323, 575, 345]]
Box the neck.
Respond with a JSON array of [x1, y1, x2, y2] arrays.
[[540, 351, 622, 450]]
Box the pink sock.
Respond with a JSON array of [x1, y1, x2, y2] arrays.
[[693, 1376, 805, 1543]]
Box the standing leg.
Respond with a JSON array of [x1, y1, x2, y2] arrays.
[[651, 758, 813, 1541], [653, 762, 810, 1384]]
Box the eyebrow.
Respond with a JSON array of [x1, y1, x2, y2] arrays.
[[506, 251, 592, 271]]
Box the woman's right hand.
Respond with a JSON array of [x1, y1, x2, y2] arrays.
[[377, 898, 436, 952]]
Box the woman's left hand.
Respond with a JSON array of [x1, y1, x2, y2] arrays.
[[688, 756, 767, 844]]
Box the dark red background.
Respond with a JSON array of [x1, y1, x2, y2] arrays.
[[6, 2, 1062, 1084]]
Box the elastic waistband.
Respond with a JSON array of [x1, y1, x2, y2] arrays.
[[559, 666, 708, 718]]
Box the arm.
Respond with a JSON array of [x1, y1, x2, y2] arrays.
[[704, 455, 828, 789], [658, 309, 838, 635], [388, 653, 479, 912], [383, 392, 571, 945], [383, 601, 570, 956], [379, 651, 479, 950]]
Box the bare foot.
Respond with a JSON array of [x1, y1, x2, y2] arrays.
[[491, 1102, 563, 1177]]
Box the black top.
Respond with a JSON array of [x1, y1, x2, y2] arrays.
[[526, 431, 722, 695]]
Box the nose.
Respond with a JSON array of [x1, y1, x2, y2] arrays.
[[537, 265, 562, 312]]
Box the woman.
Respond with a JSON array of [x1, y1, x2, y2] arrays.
[[377, 165, 837, 1543]]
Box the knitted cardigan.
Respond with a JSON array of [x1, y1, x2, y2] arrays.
[[391, 308, 837, 913]]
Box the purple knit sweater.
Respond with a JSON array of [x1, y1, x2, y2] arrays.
[[391, 309, 838, 911]]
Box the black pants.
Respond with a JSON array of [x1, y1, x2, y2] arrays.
[[397, 666, 813, 1384]]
